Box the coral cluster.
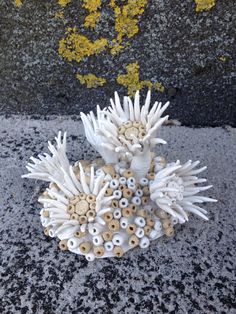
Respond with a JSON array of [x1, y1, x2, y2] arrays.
[[22, 91, 216, 260]]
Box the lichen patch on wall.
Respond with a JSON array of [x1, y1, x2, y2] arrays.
[[77, 73, 106, 88], [218, 55, 228, 62], [111, 0, 147, 39], [84, 11, 101, 28], [58, 27, 108, 63], [117, 62, 164, 96], [58, 0, 71, 7], [13, 0, 165, 94], [109, 0, 148, 55], [56, 0, 164, 94], [195, 0, 216, 12], [55, 11, 64, 19], [83, 0, 102, 28], [14, 0, 23, 7]]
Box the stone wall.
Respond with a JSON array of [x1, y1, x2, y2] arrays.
[[0, 0, 235, 126]]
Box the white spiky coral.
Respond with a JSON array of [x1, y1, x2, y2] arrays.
[[81, 107, 119, 164], [100, 90, 169, 153], [81, 90, 169, 178], [23, 132, 114, 239], [150, 160, 217, 223], [22, 90, 216, 261], [22, 131, 69, 182]]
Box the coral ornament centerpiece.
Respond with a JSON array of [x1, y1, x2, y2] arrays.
[[22, 91, 216, 261]]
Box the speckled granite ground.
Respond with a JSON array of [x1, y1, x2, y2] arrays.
[[0, 117, 235, 314]]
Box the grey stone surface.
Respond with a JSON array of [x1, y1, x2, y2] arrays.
[[0, 1, 235, 126], [0, 116, 235, 313]]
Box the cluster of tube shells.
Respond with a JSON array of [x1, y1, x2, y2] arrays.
[[22, 91, 216, 260]]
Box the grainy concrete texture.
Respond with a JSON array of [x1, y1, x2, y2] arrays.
[[0, 0, 235, 126], [0, 117, 235, 314]]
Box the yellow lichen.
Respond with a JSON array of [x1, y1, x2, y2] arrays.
[[77, 73, 106, 88], [58, 27, 108, 63], [110, 40, 124, 55], [153, 82, 165, 93], [82, 0, 102, 12], [58, 0, 71, 7], [117, 62, 142, 95], [195, 0, 216, 12], [83, 0, 102, 28], [84, 12, 101, 28], [116, 62, 164, 96], [56, 0, 158, 93], [55, 11, 64, 19], [14, 0, 23, 7], [218, 55, 228, 62], [109, 0, 148, 55]]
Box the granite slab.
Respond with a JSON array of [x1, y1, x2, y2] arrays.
[[0, 116, 235, 313]]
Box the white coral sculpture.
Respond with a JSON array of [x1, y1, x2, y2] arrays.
[[22, 91, 216, 261]]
